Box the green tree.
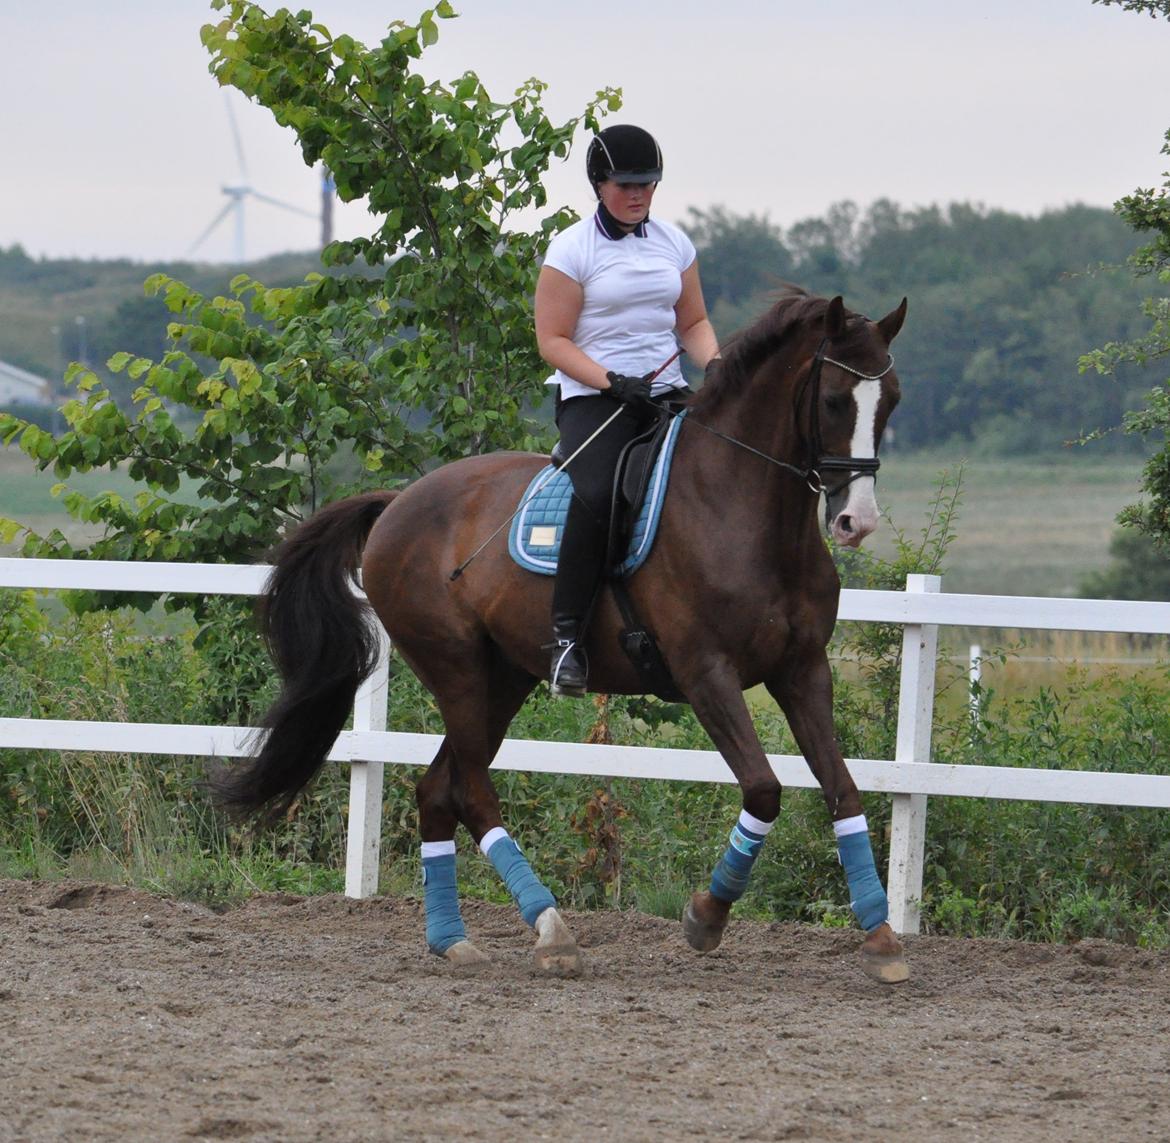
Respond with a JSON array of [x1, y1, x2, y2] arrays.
[[0, 2, 618, 569], [1079, 0, 1170, 544], [681, 206, 794, 307], [1080, 528, 1170, 601]]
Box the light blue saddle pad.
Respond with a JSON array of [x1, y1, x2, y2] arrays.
[[509, 411, 686, 577]]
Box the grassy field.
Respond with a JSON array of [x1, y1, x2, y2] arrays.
[[0, 442, 1146, 595], [866, 448, 1144, 597], [861, 448, 1169, 673], [0, 447, 201, 548]]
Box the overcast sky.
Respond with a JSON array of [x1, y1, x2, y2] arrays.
[[3, 0, 1169, 264]]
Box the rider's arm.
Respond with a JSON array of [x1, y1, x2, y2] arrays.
[[535, 265, 614, 391], [674, 261, 721, 368]]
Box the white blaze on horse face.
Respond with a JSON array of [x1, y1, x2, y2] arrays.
[[830, 379, 882, 548]]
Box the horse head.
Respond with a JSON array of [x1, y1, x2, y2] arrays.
[[816, 294, 905, 547], [692, 289, 906, 549]]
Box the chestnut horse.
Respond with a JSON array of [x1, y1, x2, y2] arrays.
[[213, 290, 909, 982]]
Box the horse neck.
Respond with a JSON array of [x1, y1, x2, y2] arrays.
[[679, 337, 822, 536], [699, 334, 817, 476]]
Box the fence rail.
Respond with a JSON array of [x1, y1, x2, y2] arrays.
[[3, 558, 1169, 932]]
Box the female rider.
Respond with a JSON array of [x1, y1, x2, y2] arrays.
[[534, 124, 721, 696]]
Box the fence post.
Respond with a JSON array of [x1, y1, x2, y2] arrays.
[[886, 573, 941, 935], [345, 624, 391, 898], [969, 643, 982, 732]]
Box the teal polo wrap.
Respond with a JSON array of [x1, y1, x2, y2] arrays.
[[709, 821, 767, 903], [422, 853, 467, 953], [486, 836, 556, 927], [837, 829, 888, 932]]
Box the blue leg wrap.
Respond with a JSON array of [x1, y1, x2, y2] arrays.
[[486, 836, 557, 928], [709, 822, 768, 903], [837, 829, 889, 931], [422, 853, 467, 954]]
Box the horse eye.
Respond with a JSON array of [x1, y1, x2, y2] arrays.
[[824, 393, 852, 416]]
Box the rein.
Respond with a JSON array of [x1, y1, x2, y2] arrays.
[[674, 341, 895, 497]]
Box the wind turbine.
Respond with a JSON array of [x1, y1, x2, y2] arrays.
[[187, 96, 318, 262]]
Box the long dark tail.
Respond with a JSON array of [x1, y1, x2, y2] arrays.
[[210, 491, 398, 822]]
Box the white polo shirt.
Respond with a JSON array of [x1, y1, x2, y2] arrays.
[[542, 210, 696, 399]]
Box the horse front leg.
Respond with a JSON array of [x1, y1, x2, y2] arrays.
[[767, 651, 909, 984], [682, 667, 783, 953]]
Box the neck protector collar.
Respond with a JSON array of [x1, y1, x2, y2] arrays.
[[593, 202, 648, 241]]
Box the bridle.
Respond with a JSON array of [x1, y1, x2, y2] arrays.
[[676, 339, 896, 497], [798, 338, 895, 498]]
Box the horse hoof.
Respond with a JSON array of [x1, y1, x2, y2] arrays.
[[860, 923, 909, 984], [533, 908, 585, 977], [440, 940, 491, 970], [682, 892, 728, 953]]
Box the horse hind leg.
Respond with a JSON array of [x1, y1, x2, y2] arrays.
[[414, 656, 584, 977], [475, 823, 583, 976], [417, 743, 491, 971]]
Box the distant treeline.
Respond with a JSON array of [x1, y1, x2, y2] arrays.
[[0, 199, 1157, 453], [687, 200, 1158, 454], [0, 247, 329, 390]]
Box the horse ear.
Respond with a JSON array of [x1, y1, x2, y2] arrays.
[[877, 297, 908, 344], [825, 296, 846, 339]]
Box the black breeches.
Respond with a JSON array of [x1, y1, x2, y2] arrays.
[[555, 395, 655, 524], [551, 395, 661, 625]]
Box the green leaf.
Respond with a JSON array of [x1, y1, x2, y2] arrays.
[[0, 517, 26, 544]]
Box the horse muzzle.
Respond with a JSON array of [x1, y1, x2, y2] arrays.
[[828, 498, 880, 547], [820, 458, 881, 548]]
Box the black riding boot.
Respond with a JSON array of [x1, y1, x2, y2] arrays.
[[549, 619, 589, 698], [549, 499, 606, 698]]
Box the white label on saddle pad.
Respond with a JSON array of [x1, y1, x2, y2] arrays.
[[530, 526, 559, 547]]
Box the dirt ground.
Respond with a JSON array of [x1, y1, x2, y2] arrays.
[[1, 880, 1168, 1143]]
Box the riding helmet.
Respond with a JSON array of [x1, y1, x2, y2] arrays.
[[586, 125, 663, 188]]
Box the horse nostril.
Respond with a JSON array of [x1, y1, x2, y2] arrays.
[[836, 515, 855, 535]]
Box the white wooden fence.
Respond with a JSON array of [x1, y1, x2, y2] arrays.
[[2, 556, 1170, 934]]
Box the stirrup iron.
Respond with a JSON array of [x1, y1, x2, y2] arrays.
[[549, 637, 588, 698]]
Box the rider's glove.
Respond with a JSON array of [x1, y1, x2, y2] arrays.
[[605, 371, 654, 407]]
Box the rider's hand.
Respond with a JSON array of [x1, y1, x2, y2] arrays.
[[605, 371, 654, 406]]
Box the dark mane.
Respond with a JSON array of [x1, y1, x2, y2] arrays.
[[692, 287, 871, 414]]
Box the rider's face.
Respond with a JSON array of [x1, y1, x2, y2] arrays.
[[597, 179, 657, 227]]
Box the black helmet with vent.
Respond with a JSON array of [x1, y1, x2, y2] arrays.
[[585, 125, 663, 188]]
